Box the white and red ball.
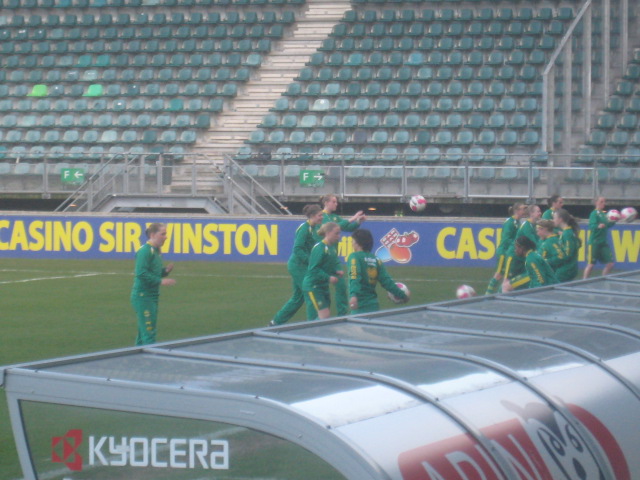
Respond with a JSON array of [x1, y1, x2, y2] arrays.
[[606, 209, 621, 222], [456, 284, 476, 299], [409, 195, 427, 212], [388, 282, 410, 304], [620, 207, 638, 223]]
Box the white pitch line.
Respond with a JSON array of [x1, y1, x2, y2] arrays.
[[0, 273, 114, 285]]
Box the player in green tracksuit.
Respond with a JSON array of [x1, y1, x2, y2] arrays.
[[313, 194, 366, 316], [270, 205, 324, 326], [303, 222, 343, 320], [541, 194, 564, 222], [503, 236, 558, 291], [504, 204, 541, 282], [553, 208, 582, 282], [486, 202, 526, 294], [130, 223, 176, 345], [536, 219, 565, 273], [347, 229, 408, 313], [583, 196, 616, 279]]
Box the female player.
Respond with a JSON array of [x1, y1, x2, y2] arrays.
[[502, 236, 558, 292], [583, 196, 616, 278], [541, 194, 564, 221], [130, 222, 176, 345], [270, 204, 324, 326], [553, 208, 582, 282], [503, 204, 542, 280], [347, 229, 409, 313], [303, 222, 343, 320], [536, 219, 565, 273], [485, 202, 527, 294], [315, 194, 367, 315]]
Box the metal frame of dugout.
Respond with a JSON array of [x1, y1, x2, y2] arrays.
[[2, 271, 640, 480]]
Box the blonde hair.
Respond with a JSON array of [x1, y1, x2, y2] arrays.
[[145, 223, 165, 238], [317, 222, 339, 237]]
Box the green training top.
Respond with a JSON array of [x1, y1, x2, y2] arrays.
[[588, 209, 615, 246], [541, 207, 556, 221], [302, 240, 341, 291], [506, 218, 539, 257], [497, 215, 519, 256], [288, 220, 316, 268], [347, 250, 407, 311], [538, 233, 564, 271], [131, 242, 168, 300], [313, 210, 361, 241], [556, 226, 580, 281], [510, 249, 559, 289]]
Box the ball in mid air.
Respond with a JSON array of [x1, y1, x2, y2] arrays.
[[409, 195, 427, 212]]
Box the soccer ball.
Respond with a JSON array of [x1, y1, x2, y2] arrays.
[[409, 195, 427, 212], [606, 209, 621, 222], [388, 282, 410, 304], [456, 284, 476, 299], [620, 207, 638, 223]]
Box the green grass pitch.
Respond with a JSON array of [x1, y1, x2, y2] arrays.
[[0, 258, 492, 479]]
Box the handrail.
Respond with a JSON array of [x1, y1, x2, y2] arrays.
[[541, 0, 593, 154]]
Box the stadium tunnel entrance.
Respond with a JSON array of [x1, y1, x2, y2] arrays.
[[2, 271, 640, 479]]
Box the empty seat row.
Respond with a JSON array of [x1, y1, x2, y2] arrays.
[[0, 48, 264, 68], [343, 7, 573, 23], [285, 79, 542, 98], [1, 113, 210, 129], [0, 128, 198, 144], [298, 65, 541, 84], [2, 36, 272, 56], [274, 95, 540, 113], [260, 112, 538, 130], [0, 0, 303, 9], [575, 146, 640, 165], [0, 97, 225, 113], [1, 81, 239, 99], [332, 19, 565, 39], [319, 34, 557, 53], [0, 23, 285, 41], [0, 145, 186, 162], [308, 49, 551, 68], [0, 10, 294, 28], [236, 144, 513, 164], [247, 127, 540, 147]]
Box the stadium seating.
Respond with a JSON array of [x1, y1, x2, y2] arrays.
[[237, 2, 598, 164], [0, 1, 297, 162]]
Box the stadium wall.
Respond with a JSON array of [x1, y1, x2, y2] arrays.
[[0, 213, 638, 269]]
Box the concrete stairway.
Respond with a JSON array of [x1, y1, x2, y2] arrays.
[[174, 0, 352, 193]]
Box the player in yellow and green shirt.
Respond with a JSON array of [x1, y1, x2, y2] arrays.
[[553, 208, 582, 282], [503, 236, 558, 292], [504, 204, 542, 281], [486, 202, 526, 294], [303, 222, 343, 320], [270, 205, 324, 326], [313, 194, 366, 315], [130, 223, 176, 345], [347, 229, 409, 313], [583, 196, 616, 279], [536, 219, 565, 273]]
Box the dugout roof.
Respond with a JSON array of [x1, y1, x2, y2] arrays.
[[3, 271, 640, 480]]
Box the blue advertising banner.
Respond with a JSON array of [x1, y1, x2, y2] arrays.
[[0, 214, 638, 269]]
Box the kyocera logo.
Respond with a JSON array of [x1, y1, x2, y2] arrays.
[[52, 430, 229, 471], [398, 402, 630, 480], [52, 429, 83, 471]]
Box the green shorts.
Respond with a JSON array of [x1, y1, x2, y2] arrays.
[[304, 286, 330, 313], [587, 243, 613, 265]]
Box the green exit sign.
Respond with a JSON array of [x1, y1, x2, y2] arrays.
[[300, 170, 324, 187], [61, 168, 85, 184]]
